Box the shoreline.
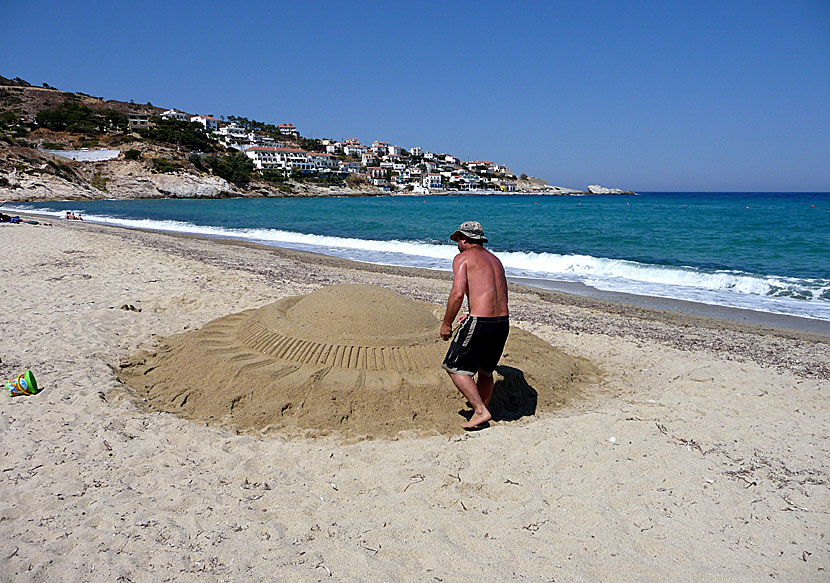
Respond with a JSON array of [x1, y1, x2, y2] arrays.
[[11, 208, 830, 338], [510, 276, 830, 335], [1, 215, 828, 580]]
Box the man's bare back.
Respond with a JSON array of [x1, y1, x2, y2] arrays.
[[457, 245, 509, 318], [440, 221, 510, 430]]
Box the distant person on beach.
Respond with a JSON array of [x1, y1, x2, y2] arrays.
[[440, 220, 509, 430]]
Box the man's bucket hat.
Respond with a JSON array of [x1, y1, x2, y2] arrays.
[[450, 221, 488, 243]]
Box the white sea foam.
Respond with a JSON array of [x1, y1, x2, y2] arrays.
[[10, 206, 830, 321]]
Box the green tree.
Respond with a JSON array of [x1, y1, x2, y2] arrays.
[[151, 158, 181, 173], [204, 152, 254, 188], [188, 153, 205, 171], [0, 110, 17, 129], [299, 137, 322, 152], [261, 169, 285, 183]]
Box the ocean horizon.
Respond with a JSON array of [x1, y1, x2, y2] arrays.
[[9, 191, 830, 322]]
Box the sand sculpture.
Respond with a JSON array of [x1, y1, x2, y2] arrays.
[[119, 284, 594, 439]]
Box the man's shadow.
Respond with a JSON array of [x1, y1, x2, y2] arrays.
[[458, 365, 538, 422]]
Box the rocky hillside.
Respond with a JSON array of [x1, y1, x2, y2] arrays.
[[0, 77, 387, 200]]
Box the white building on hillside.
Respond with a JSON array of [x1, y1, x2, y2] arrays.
[[410, 146, 422, 157], [423, 173, 443, 190], [278, 123, 299, 136], [215, 123, 247, 139], [191, 115, 220, 131], [161, 109, 188, 121], [465, 160, 492, 172], [248, 132, 276, 147], [371, 141, 391, 155], [245, 147, 309, 173], [275, 147, 313, 173], [307, 151, 339, 169], [244, 147, 279, 169], [344, 144, 367, 157]]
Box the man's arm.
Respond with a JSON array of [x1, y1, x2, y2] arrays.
[[441, 255, 467, 340]]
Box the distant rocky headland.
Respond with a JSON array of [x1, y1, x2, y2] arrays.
[[0, 75, 634, 201]]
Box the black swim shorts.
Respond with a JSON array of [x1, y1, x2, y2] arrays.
[[442, 315, 509, 377]]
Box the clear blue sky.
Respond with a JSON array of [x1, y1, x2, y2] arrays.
[[2, 1, 828, 191]]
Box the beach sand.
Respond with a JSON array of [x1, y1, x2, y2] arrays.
[[1, 217, 827, 582]]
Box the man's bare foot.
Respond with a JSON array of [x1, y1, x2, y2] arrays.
[[462, 410, 491, 430]]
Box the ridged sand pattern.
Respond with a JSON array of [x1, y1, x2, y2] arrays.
[[235, 318, 436, 370]]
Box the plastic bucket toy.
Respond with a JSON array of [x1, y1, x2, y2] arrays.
[[7, 370, 39, 397]]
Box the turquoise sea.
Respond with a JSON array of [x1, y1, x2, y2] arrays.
[[11, 192, 830, 321]]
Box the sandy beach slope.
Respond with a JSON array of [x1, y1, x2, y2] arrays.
[[1, 218, 827, 582]]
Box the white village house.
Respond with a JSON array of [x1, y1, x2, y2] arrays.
[[307, 152, 339, 169], [190, 115, 220, 131], [339, 161, 360, 173], [244, 147, 318, 174], [423, 173, 443, 190], [277, 123, 299, 136], [160, 109, 188, 121], [215, 123, 247, 140], [344, 143, 367, 157]]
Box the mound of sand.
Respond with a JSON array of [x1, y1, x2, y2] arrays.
[[119, 284, 594, 439]]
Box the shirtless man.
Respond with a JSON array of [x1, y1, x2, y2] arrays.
[[440, 221, 509, 430]]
